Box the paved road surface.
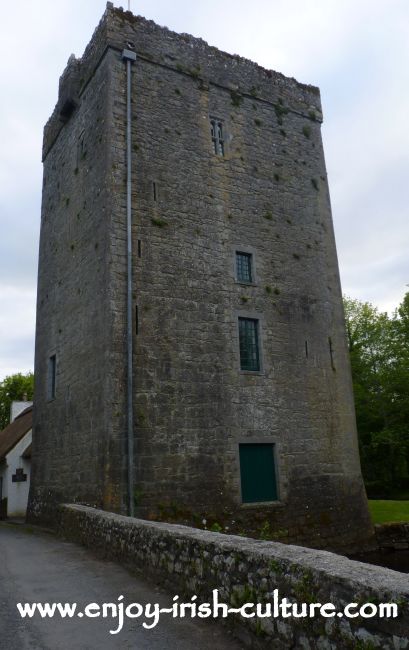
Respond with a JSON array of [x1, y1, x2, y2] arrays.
[[0, 522, 243, 650]]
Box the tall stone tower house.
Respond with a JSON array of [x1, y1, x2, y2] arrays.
[[29, 3, 373, 549]]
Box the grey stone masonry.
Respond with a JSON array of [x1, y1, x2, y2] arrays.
[[59, 505, 409, 649], [376, 524, 409, 551], [29, 3, 373, 551]]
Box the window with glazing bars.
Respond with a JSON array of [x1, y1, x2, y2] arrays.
[[238, 318, 260, 371], [210, 118, 224, 156], [236, 251, 252, 283]]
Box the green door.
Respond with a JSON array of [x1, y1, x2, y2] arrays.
[[239, 443, 278, 503]]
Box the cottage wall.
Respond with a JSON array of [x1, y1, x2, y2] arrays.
[[1, 430, 32, 517]]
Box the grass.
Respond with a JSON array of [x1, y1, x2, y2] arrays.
[[230, 90, 243, 107], [151, 217, 168, 228], [368, 500, 409, 524]]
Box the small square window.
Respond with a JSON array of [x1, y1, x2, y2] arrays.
[[239, 443, 278, 503], [238, 318, 260, 371], [236, 251, 253, 283], [48, 354, 56, 400], [210, 118, 224, 156]]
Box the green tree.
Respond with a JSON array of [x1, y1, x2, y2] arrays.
[[343, 294, 409, 496], [0, 372, 34, 430]]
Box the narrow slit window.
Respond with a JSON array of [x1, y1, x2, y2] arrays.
[[239, 317, 260, 371], [236, 252, 253, 283], [329, 337, 335, 371], [210, 118, 224, 156], [48, 354, 56, 400]]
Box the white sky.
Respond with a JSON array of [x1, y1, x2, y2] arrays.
[[0, 0, 408, 379]]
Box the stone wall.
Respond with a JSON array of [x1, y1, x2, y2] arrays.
[[30, 2, 373, 550], [29, 45, 127, 521], [376, 524, 409, 551], [59, 505, 409, 649]]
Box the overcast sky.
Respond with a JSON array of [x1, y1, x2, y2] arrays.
[[0, 0, 408, 380]]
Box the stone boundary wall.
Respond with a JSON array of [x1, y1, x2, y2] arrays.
[[376, 523, 409, 551], [59, 505, 409, 648]]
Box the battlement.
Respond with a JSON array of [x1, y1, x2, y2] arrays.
[[43, 2, 321, 159]]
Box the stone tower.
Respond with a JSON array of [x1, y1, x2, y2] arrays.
[[28, 3, 373, 550]]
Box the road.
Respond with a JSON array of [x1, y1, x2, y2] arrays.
[[0, 522, 243, 650]]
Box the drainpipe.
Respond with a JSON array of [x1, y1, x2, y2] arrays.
[[122, 48, 136, 518]]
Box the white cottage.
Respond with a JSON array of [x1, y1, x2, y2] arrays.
[[0, 404, 32, 519]]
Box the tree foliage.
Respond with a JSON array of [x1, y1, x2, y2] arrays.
[[344, 293, 409, 497], [0, 372, 34, 430]]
